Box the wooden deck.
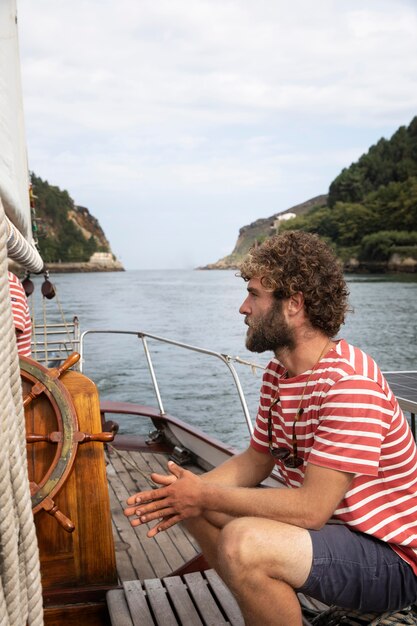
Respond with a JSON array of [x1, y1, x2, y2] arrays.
[[104, 449, 249, 625], [105, 447, 201, 582], [107, 569, 245, 626]]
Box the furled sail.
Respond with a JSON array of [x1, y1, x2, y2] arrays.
[[0, 0, 43, 272]]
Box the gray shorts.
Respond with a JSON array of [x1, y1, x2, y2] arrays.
[[297, 524, 417, 612]]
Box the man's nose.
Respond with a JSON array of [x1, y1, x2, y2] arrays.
[[239, 298, 250, 315]]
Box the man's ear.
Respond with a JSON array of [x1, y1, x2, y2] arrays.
[[287, 292, 305, 317]]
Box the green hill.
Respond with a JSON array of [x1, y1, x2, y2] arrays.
[[31, 173, 111, 263], [208, 116, 417, 272]]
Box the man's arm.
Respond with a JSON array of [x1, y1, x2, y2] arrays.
[[201, 445, 275, 487], [201, 462, 353, 528], [124, 458, 353, 535], [124, 446, 273, 535], [134, 445, 274, 492]]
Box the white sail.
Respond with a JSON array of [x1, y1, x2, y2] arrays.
[[0, 0, 43, 272], [0, 0, 30, 236]]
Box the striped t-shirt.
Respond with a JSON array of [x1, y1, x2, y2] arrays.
[[250, 339, 417, 574], [8, 271, 32, 357]]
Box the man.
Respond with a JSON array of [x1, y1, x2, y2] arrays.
[[124, 231, 417, 625], [8, 270, 32, 356]]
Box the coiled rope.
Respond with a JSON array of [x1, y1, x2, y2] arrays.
[[309, 603, 417, 624], [0, 198, 43, 625]]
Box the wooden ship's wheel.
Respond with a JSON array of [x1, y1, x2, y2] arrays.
[[21, 353, 114, 532], [20, 353, 119, 624]]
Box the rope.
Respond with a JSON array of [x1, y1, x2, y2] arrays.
[[42, 297, 48, 365], [6, 216, 43, 273], [0, 199, 43, 625], [310, 604, 417, 625], [31, 298, 38, 362], [232, 355, 265, 375], [107, 444, 157, 487], [55, 288, 75, 347], [29, 279, 79, 368]]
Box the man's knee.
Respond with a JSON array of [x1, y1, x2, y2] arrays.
[[217, 517, 312, 589], [217, 517, 288, 577], [217, 517, 255, 569]]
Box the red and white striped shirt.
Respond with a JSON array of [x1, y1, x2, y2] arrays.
[[250, 339, 417, 574], [8, 271, 32, 357]]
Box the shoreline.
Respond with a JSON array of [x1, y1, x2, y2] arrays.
[[198, 258, 417, 274], [42, 261, 125, 273]]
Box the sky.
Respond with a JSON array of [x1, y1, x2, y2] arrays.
[[17, 0, 417, 270]]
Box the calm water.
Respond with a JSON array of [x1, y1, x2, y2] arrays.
[[29, 270, 417, 448]]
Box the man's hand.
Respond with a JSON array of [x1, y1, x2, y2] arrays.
[[124, 461, 204, 537]]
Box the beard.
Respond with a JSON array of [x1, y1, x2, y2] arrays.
[[245, 300, 295, 354]]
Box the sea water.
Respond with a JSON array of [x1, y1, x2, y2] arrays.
[[29, 270, 417, 448]]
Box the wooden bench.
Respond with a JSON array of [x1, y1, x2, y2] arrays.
[[106, 569, 244, 626]]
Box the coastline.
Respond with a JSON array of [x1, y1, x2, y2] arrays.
[[198, 256, 417, 274], [43, 260, 125, 273]]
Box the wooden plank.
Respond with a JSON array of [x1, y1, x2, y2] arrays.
[[107, 454, 138, 582], [111, 518, 137, 582], [163, 576, 204, 626], [122, 450, 157, 491], [153, 520, 195, 573], [107, 589, 134, 626], [44, 603, 109, 626], [123, 580, 156, 626], [107, 465, 154, 580], [129, 450, 200, 563], [204, 570, 244, 626], [158, 521, 199, 564], [144, 578, 179, 626], [106, 457, 160, 580], [105, 446, 202, 583], [139, 453, 201, 563], [139, 451, 201, 560], [184, 572, 230, 625], [110, 450, 197, 576], [109, 571, 242, 626], [112, 450, 176, 580], [108, 452, 173, 578]]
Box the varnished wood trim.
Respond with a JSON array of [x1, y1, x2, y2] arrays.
[[43, 583, 120, 606]]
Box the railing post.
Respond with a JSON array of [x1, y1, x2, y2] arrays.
[[222, 356, 254, 435], [139, 334, 166, 415]]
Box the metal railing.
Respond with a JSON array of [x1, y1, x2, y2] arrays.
[[79, 329, 265, 436], [31, 317, 80, 368], [33, 325, 417, 441]]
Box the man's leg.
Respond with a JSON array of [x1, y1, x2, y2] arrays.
[[184, 511, 235, 568], [215, 517, 312, 626]]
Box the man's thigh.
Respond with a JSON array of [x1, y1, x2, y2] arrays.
[[217, 517, 313, 589], [297, 524, 417, 612]]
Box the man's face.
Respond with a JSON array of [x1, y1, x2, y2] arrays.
[[239, 277, 295, 353]]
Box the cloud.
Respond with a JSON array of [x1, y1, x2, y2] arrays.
[[16, 0, 417, 268]]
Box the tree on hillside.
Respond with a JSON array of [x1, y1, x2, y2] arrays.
[[365, 177, 417, 231], [31, 172, 99, 263], [359, 231, 417, 261], [328, 116, 417, 206]]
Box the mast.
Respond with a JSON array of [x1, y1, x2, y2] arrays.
[[0, 0, 43, 272]]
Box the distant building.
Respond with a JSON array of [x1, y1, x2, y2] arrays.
[[89, 252, 115, 266], [272, 212, 297, 230]]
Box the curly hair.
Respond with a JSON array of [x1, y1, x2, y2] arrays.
[[239, 231, 350, 337]]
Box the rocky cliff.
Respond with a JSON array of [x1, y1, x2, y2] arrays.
[[202, 194, 327, 269], [68, 205, 111, 251], [31, 173, 124, 271]]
